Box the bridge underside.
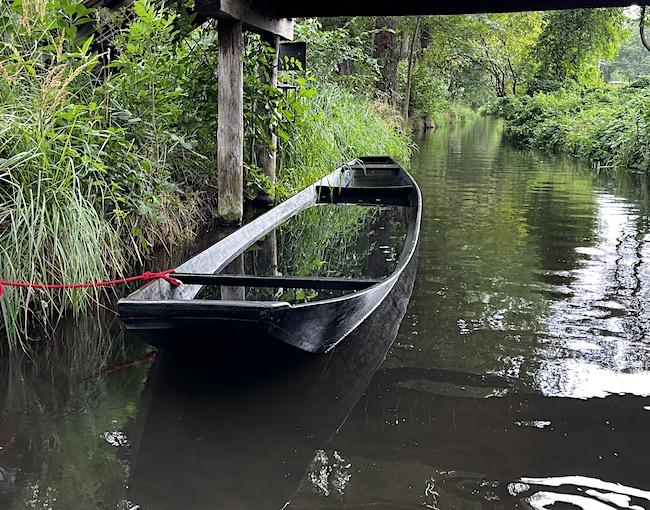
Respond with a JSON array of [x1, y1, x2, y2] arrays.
[[245, 0, 645, 18]]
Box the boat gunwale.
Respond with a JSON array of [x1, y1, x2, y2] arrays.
[[119, 158, 422, 313]]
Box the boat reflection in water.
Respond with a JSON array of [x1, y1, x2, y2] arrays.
[[125, 249, 417, 509]]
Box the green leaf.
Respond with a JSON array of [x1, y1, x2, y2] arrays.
[[80, 35, 94, 57]]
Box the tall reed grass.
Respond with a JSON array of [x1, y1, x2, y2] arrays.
[[277, 82, 414, 194], [0, 0, 174, 350], [0, 51, 126, 349]]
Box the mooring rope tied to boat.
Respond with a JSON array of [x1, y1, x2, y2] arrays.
[[0, 269, 182, 297]]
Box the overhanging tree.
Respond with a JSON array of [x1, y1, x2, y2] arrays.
[[465, 12, 542, 96], [532, 8, 628, 84]]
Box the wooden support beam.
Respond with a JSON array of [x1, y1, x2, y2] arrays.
[[217, 18, 244, 225], [195, 0, 293, 40], [220, 254, 245, 300], [257, 230, 278, 277], [172, 273, 384, 291]]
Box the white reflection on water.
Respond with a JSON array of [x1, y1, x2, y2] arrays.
[[535, 193, 650, 398], [305, 449, 351, 498], [514, 476, 650, 510], [534, 359, 650, 398]]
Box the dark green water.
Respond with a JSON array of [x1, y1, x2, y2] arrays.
[[288, 118, 650, 509], [1, 117, 650, 509]]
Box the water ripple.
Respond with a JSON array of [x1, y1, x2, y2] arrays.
[[514, 476, 650, 510]]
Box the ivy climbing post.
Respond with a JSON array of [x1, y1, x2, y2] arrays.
[[256, 34, 280, 205]]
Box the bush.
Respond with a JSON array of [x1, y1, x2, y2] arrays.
[[495, 82, 650, 173], [277, 81, 414, 194]]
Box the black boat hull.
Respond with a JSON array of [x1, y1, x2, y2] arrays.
[[118, 156, 422, 353], [121, 277, 394, 352]]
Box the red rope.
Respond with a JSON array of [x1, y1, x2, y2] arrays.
[[0, 270, 181, 297], [75, 351, 158, 385]]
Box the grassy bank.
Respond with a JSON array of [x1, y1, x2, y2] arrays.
[[277, 81, 413, 194], [488, 82, 650, 172], [0, 1, 414, 351], [0, 0, 206, 350]]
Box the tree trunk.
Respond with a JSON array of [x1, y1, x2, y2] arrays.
[[403, 16, 421, 121], [374, 16, 399, 107], [221, 254, 245, 301], [400, 32, 409, 61], [420, 25, 431, 50], [641, 7, 650, 53]]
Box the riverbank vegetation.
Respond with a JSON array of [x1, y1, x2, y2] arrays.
[[478, 8, 650, 173], [489, 82, 650, 172], [3, 0, 650, 350], [0, 0, 414, 350]]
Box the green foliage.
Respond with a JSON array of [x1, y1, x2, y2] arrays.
[[107, 0, 211, 234], [276, 81, 414, 194], [461, 12, 542, 97], [387, 13, 542, 113], [243, 163, 274, 201], [294, 18, 380, 93], [495, 82, 650, 173], [242, 34, 295, 200], [393, 9, 626, 108], [532, 8, 629, 84], [604, 26, 650, 82], [398, 60, 449, 126]]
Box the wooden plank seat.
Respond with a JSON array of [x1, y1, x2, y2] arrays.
[[349, 163, 402, 170], [316, 185, 415, 206], [173, 273, 383, 291]]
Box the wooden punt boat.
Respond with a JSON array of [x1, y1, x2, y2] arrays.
[[118, 156, 421, 353]]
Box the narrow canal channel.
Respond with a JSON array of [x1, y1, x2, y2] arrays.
[[1, 116, 650, 509]]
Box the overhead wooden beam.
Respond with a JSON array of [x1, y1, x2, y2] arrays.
[[195, 0, 293, 40]]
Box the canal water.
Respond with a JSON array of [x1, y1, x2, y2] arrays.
[[1, 116, 650, 509]]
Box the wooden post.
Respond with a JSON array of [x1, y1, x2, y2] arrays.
[[258, 230, 278, 277], [221, 254, 246, 301], [218, 18, 244, 224], [256, 34, 279, 205]]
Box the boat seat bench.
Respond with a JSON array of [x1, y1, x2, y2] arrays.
[[172, 273, 383, 291], [316, 185, 415, 206]]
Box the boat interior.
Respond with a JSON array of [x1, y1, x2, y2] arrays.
[[171, 157, 417, 301]]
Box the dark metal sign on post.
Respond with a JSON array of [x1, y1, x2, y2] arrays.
[[279, 41, 306, 71]]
